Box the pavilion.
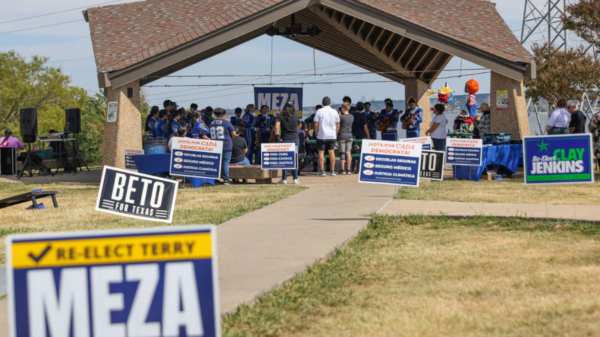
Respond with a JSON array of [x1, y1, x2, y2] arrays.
[[84, 0, 535, 168]]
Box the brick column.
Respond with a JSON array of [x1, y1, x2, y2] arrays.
[[102, 81, 142, 168], [489, 72, 530, 139], [404, 78, 431, 137]]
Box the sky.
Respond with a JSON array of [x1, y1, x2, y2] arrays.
[[0, 0, 581, 109]]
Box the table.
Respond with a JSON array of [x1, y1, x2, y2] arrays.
[[131, 154, 215, 187], [39, 137, 75, 175], [452, 144, 522, 182]]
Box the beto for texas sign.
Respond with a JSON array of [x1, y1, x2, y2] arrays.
[[523, 134, 595, 185]]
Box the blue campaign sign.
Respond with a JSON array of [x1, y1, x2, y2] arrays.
[[524, 134, 595, 185], [254, 87, 303, 115], [445, 138, 483, 166], [261, 143, 297, 170], [358, 139, 422, 187], [170, 137, 223, 180], [7, 226, 221, 337]]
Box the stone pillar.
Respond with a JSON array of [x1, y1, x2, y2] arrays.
[[404, 78, 431, 137], [102, 81, 143, 168], [489, 72, 530, 139]]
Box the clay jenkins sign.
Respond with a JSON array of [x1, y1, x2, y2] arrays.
[[96, 166, 178, 223]]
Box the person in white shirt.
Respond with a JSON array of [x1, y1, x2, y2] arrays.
[[426, 104, 448, 151], [313, 96, 340, 177], [546, 98, 571, 135]]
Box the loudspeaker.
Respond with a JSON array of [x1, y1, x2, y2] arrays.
[[0, 147, 17, 175], [20, 108, 37, 143], [65, 108, 81, 134]]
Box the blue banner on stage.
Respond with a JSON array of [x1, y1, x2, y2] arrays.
[[254, 87, 303, 116], [170, 138, 223, 180], [445, 138, 483, 166], [523, 134, 595, 185], [261, 143, 297, 170], [6, 226, 221, 337], [358, 139, 422, 187]]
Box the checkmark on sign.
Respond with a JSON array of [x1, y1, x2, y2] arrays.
[[29, 244, 52, 263]]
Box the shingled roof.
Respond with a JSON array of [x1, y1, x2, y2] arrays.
[[85, 0, 533, 87]]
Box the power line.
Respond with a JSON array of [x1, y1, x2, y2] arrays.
[[145, 63, 352, 99], [146, 68, 487, 78], [47, 56, 94, 64], [144, 71, 491, 88], [0, 0, 122, 25], [0, 20, 81, 35]]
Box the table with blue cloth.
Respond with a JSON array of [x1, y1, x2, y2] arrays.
[[131, 153, 215, 187], [452, 144, 523, 181]]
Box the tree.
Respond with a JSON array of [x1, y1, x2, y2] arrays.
[[524, 43, 600, 106], [562, 0, 600, 51], [0, 51, 85, 134], [76, 93, 106, 165]]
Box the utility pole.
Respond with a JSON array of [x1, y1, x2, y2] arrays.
[[521, 0, 568, 51]]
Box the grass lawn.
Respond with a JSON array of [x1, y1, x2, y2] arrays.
[[223, 215, 600, 336], [0, 182, 303, 264], [400, 178, 600, 205]]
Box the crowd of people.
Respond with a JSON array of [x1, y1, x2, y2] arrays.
[[140, 96, 600, 185]]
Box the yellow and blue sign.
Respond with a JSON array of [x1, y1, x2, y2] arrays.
[[254, 87, 303, 116], [524, 134, 594, 185], [7, 226, 221, 337]]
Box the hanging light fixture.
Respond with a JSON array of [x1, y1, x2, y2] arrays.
[[266, 14, 321, 37]]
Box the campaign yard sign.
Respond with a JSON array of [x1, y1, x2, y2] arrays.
[[524, 134, 594, 185], [358, 139, 422, 187], [6, 225, 221, 337], [124, 148, 144, 170], [254, 87, 303, 116], [170, 137, 223, 180], [445, 138, 483, 166], [96, 166, 178, 223], [261, 143, 296, 170], [400, 136, 432, 150], [420, 150, 445, 181]]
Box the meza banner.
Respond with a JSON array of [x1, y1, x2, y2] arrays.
[[420, 150, 445, 181], [254, 87, 303, 116], [523, 134, 595, 185], [96, 166, 178, 223], [124, 148, 144, 170], [170, 137, 223, 180], [6, 225, 221, 337], [445, 138, 483, 166], [261, 143, 297, 170], [358, 139, 422, 187], [400, 136, 432, 150]]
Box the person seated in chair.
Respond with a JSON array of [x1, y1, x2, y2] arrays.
[[0, 129, 24, 157]]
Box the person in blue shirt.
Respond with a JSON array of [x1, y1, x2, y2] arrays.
[[170, 110, 182, 137], [203, 106, 214, 126], [364, 102, 378, 140], [255, 105, 273, 161], [230, 108, 243, 128], [145, 106, 159, 138], [242, 104, 257, 164], [155, 110, 169, 139], [376, 99, 400, 141], [400, 97, 423, 138], [190, 112, 210, 139], [210, 108, 236, 185]]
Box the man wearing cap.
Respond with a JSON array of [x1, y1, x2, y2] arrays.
[[478, 103, 491, 136]]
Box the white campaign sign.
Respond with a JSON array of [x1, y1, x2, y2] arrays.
[[399, 136, 432, 150]]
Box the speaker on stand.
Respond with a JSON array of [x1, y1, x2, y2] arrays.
[[64, 108, 90, 173], [17, 108, 53, 179]]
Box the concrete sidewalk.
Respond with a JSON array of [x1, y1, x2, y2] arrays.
[[0, 180, 396, 335], [380, 199, 600, 223]]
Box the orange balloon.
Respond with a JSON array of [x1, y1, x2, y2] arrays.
[[466, 79, 479, 95]]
